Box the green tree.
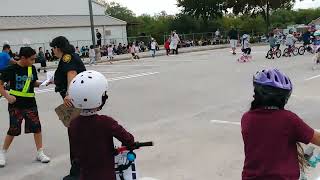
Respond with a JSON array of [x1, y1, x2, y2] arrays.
[[226, 0, 310, 33], [177, 0, 227, 28], [105, 2, 140, 36], [105, 2, 136, 22]]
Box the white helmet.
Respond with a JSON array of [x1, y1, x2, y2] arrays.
[[69, 70, 108, 109]]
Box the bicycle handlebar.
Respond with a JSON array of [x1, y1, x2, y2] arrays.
[[116, 141, 153, 154]]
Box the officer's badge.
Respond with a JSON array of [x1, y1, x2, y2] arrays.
[[63, 54, 72, 63]]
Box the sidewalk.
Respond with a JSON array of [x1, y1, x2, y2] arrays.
[[34, 43, 268, 69]]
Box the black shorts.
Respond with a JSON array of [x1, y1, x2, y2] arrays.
[[242, 48, 251, 55], [7, 107, 42, 136]]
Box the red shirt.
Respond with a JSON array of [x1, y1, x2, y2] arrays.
[[241, 109, 314, 180], [69, 115, 135, 180], [164, 40, 170, 49]]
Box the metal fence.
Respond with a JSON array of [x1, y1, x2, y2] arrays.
[[0, 36, 152, 54]]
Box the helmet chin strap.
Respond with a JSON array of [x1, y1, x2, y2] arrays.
[[98, 92, 108, 111], [80, 93, 109, 116], [264, 106, 280, 110], [80, 109, 99, 116]]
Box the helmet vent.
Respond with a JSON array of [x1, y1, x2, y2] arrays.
[[84, 98, 87, 102], [285, 78, 289, 84], [88, 76, 92, 79], [267, 72, 271, 79], [81, 80, 84, 84], [72, 80, 76, 83], [274, 75, 279, 82]]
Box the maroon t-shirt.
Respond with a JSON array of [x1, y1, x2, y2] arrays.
[[241, 109, 314, 180], [69, 115, 135, 180]]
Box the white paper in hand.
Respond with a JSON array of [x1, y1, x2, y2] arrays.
[[40, 71, 55, 87]]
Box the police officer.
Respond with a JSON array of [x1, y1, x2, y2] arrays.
[[50, 36, 86, 180]]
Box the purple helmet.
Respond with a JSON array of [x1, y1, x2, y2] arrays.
[[253, 69, 292, 91]]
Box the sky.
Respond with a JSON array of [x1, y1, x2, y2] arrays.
[[107, 0, 320, 16]]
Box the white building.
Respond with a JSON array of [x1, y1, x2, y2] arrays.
[[0, 0, 127, 52]]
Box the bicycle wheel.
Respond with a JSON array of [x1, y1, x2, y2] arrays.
[[293, 47, 299, 56], [283, 48, 289, 57], [298, 46, 305, 55], [266, 50, 272, 59], [275, 49, 282, 58]]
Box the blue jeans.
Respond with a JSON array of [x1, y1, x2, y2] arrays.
[[151, 49, 156, 57]]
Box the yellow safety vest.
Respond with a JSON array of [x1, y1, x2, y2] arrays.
[[9, 67, 35, 98]]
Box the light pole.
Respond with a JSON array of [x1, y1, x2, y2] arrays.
[[88, 0, 96, 46]]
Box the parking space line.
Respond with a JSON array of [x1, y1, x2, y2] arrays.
[[210, 120, 241, 126], [305, 74, 320, 81]]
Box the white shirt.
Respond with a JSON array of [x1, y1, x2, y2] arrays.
[[107, 47, 113, 55], [89, 49, 95, 58], [151, 42, 156, 50]]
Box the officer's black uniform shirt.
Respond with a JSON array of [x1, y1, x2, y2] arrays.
[[54, 53, 86, 98]]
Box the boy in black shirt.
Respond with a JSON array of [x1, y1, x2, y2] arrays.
[[0, 47, 50, 167]]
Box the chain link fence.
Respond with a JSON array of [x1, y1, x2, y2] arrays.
[[0, 36, 153, 54]]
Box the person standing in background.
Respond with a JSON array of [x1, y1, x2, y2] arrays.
[[170, 31, 180, 55], [45, 50, 52, 62], [37, 47, 47, 73], [89, 45, 96, 65], [150, 39, 157, 58], [94, 45, 101, 62], [165, 38, 171, 56], [96, 29, 102, 47], [228, 27, 239, 55]]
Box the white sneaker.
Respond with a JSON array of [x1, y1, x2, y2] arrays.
[[36, 149, 50, 163], [0, 150, 7, 167]]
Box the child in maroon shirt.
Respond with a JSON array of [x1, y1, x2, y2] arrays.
[[68, 70, 135, 180], [242, 68, 320, 180]]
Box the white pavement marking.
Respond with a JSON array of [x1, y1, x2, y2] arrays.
[[305, 74, 320, 81], [109, 72, 160, 81], [210, 120, 241, 126], [95, 64, 156, 67], [93, 71, 123, 74], [34, 72, 159, 94], [140, 178, 160, 180]]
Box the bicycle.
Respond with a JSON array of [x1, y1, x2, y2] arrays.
[[298, 43, 314, 55], [266, 47, 282, 59], [299, 146, 320, 180], [283, 45, 299, 57], [115, 141, 154, 180]]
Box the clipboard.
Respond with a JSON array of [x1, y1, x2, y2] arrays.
[[55, 104, 81, 128]]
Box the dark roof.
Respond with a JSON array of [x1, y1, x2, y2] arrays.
[[0, 15, 126, 30]]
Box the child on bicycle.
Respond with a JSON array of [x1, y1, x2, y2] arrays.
[[238, 34, 252, 63], [242, 68, 320, 180], [284, 30, 297, 57], [312, 30, 320, 64], [267, 32, 279, 59], [68, 70, 135, 180], [269, 32, 277, 49], [241, 34, 251, 55]]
